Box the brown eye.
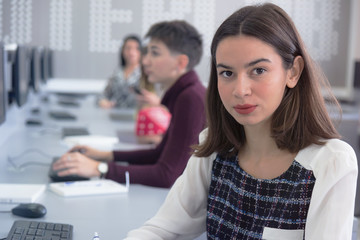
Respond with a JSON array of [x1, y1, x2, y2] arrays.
[[253, 68, 266, 75], [151, 50, 159, 56], [220, 70, 233, 78]]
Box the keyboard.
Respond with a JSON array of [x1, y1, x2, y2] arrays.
[[49, 111, 77, 120], [62, 127, 89, 138], [109, 112, 134, 122], [6, 220, 73, 240], [57, 100, 80, 107]]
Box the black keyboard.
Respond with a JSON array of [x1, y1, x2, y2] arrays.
[[62, 127, 89, 138], [57, 100, 80, 107], [49, 111, 77, 120], [6, 220, 73, 240], [109, 112, 134, 122]]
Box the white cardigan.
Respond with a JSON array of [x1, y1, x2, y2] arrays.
[[125, 130, 358, 240]]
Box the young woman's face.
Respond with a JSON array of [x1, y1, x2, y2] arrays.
[[216, 35, 295, 128], [142, 40, 180, 87], [122, 39, 141, 66]]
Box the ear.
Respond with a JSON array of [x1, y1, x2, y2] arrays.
[[176, 54, 189, 72], [286, 56, 304, 88]]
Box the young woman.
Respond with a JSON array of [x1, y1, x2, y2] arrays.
[[53, 20, 206, 188], [98, 35, 142, 109], [124, 3, 357, 239]]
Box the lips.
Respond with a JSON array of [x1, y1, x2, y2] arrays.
[[143, 69, 151, 76], [234, 104, 256, 114]]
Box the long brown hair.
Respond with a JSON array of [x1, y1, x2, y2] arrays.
[[194, 3, 341, 157]]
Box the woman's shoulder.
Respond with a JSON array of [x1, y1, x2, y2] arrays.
[[299, 138, 355, 158], [199, 128, 208, 142], [112, 67, 124, 75], [324, 138, 356, 153], [295, 139, 357, 176], [107, 68, 124, 81]]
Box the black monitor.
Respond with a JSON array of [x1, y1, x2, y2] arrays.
[[8, 44, 31, 107], [48, 48, 53, 78], [0, 43, 6, 124], [41, 47, 53, 83], [355, 61, 360, 89], [30, 46, 42, 92]]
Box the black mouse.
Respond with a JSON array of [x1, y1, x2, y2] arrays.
[[11, 203, 47, 218], [25, 119, 43, 126], [31, 108, 41, 114]]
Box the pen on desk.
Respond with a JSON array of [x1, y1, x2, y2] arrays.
[[93, 232, 100, 240]]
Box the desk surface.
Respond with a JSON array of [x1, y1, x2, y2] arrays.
[[0, 185, 169, 239], [0, 94, 170, 239], [43, 78, 107, 94]]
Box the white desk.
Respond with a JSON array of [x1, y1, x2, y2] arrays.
[[0, 93, 170, 239], [0, 185, 169, 239], [43, 78, 107, 94]]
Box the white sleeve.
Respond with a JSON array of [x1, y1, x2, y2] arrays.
[[303, 140, 358, 240], [125, 132, 215, 240]]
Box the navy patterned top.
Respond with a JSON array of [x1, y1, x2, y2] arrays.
[[207, 154, 316, 239]]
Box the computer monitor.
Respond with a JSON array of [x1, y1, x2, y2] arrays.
[[0, 43, 6, 125], [9, 44, 31, 107], [47, 48, 53, 78], [355, 61, 360, 89], [41, 47, 53, 83], [30, 46, 42, 92]]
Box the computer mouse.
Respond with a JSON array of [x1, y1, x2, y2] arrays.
[[41, 96, 49, 102], [11, 203, 47, 218], [25, 119, 43, 126], [31, 107, 40, 114]]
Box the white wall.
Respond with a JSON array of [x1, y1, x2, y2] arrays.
[[0, 0, 357, 99], [356, 0, 360, 60]]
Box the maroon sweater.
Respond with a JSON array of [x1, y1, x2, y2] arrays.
[[106, 70, 206, 188]]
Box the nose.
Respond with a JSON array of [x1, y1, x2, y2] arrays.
[[233, 74, 251, 98]]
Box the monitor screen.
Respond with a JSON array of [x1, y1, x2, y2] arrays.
[[30, 46, 42, 92], [0, 43, 6, 124], [41, 47, 53, 83], [10, 45, 31, 107], [48, 48, 53, 78]]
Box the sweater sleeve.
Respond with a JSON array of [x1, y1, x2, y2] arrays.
[[302, 140, 358, 240], [124, 131, 215, 240], [106, 90, 206, 188]]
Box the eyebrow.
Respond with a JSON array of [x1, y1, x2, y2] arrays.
[[216, 58, 271, 69], [245, 58, 271, 67], [216, 63, 232, 69], [149, 45, 160, 50]]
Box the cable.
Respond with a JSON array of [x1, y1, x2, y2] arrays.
[[7, 148, 52, 172], [8, 159, 50, 171], [9, 148, 53, 160]]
